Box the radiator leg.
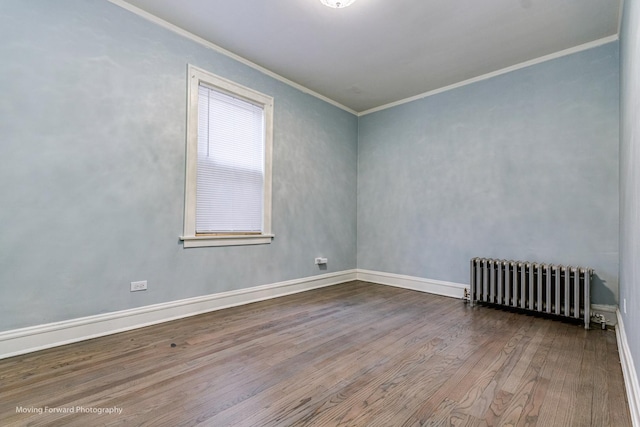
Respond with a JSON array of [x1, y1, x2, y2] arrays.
[[572, 267, 580, 320], [528, 263, 535, 311], [564, 267, 571, 317], [482, 259, 489, 302], [520, 263, 526, 309], [555, 267, 561, 316], [497, 260, 504, 305], [584, 268, 591, 330], [469, 258, 475, 307]]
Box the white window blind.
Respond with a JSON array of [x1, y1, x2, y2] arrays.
[[196, 84, 265, 234]]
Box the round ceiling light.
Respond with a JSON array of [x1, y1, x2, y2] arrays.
[[320, 0, 357, 8]]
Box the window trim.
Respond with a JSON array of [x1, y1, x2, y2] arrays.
[[181, 64, 274, 248]]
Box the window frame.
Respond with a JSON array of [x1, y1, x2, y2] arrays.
[[181, 64, 274, 248]]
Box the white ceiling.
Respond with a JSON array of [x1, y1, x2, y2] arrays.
[[118, 0, 621, 114]]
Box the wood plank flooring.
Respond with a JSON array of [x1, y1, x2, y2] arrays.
[[0, 281, 632, 426]]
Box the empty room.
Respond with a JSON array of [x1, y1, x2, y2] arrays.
[[1, 0, 639, 425]]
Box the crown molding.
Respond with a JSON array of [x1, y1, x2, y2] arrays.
[[358, 35, 619, 117], [107, 0, 358, 116], [109, 1, 618, 118]]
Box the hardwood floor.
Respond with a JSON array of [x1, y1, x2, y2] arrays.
[[0, 281, 632, 426]]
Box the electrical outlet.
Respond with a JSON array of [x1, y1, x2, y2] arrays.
[[624, 298, 627, 314], [315, 257, 328, 265], [131, 280, 147, 292]]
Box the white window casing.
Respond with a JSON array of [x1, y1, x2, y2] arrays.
[[181, 65, 274, 247]]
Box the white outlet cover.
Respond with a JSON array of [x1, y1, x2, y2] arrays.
[[131, 280, 147, 292]]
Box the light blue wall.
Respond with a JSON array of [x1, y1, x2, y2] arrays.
[[620, 0, 640, 387], [0, 0, 358, 331], [0, 0, 623, 334], [358, 42, 620, 305]]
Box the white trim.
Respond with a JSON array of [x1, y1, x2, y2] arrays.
[[108, 0, 618, 117], [357, 269, 467, 299], [616, 309, 640, 427], [107, 0, 357, 116], [0, 270, 357, 360], [180, 234, 275, 248], [182, 65, 274, 247], [358, 35, 619, 116]]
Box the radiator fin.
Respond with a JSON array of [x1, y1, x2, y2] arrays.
[[469, 258, 591, 329]]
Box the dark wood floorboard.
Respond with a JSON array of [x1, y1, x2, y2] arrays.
[[0, 281, 632, 426]]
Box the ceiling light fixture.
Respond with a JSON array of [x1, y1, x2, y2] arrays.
[[320, 0, 357, 8]]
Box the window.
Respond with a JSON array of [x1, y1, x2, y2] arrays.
[[181, 65, 274, 247]]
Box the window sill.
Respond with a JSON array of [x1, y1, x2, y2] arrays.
[[180, 234, 274, 248]]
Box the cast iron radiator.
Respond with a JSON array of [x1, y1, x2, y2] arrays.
[[469, 258, 592, 329]]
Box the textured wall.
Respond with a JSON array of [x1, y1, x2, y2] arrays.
[[358, 42, 620, 305], [620, 0, 640, 388], [0, 0, 358, 331], [0, 0, 623, 334]]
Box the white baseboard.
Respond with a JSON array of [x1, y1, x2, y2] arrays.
[[617, 309, 640, 427], [0, 267, 625, 369], [356, 269, 467, 299], [0, 270, 357, 360]]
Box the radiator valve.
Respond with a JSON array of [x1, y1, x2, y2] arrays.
[[591, 313, 606, 330]]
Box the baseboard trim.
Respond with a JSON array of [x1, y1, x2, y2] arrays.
[[616, 309, 640, 427], [357, 269, 467, 299], [1, 269, 621, 363], [0, 270, 357, 360]]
